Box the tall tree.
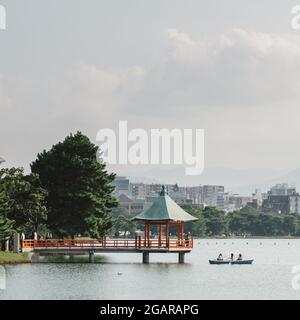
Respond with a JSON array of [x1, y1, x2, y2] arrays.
[[281, 215, 297, 236], [0, 186, 15, 242], [31, 132, 117, 237], [181, 205, 207, 236], [202, 206, 227, 236], [0, 217, 15, 242], [0, 168, 47, 234]]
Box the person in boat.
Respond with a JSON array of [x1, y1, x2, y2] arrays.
[[230, 253, 234, 261], [237, 253, 243, 260], [217, 253, 223, 261]]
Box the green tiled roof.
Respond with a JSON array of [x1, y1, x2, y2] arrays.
[[132, 186, 198, 222]]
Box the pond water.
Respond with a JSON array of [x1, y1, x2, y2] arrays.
[[1, 239, 300, 300]]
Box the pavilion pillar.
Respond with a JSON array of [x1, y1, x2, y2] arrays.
[[181, 223, 184, 246], [166, 223, 169, 248], [142, 251, 149, 264], [177, 223, 180, 246], [158, 224, 162, 247], [144, 223, 147, 247], [147, 223, 150, 247], [178, 252, 185, 264]]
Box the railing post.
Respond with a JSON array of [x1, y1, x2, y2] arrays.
[[5, 239, 9, 252], [138, 236, 141, 248]]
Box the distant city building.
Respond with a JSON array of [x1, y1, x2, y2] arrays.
[[202, 185, 225, 207], [270, 183, 296, 196], [111, 176, 130, 197], [130, 183, 147, 198], [117, 194, 145, 215], [262, 195, 290, 214], [289, 194, 300, 214], [185, 186, 203, 204], [228, 195, 253, 211], [113, 177, 300, 215], [262, 183, 298, 214]]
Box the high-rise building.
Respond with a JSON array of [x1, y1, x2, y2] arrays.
[[202, 185, 225, 207], [270, 183, 296, 196], [262, 183, 298, 214], [130, 183, 147, 198]]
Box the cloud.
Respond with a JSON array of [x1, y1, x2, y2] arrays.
[[0, 64, 146, 169], [128, 28, 300, 115], [2, 28, 300, 172]]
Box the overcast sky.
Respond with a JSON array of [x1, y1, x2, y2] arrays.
[[1, 0, 300, 185]]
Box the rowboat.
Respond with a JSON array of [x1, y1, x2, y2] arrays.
[[209, 259, 254, 265], [231, 259, 253, 265], [209, 260, 231, 265]]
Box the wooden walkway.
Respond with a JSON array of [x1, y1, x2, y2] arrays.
[[21, 238, 193, 263], [22, 238, 193, 251]]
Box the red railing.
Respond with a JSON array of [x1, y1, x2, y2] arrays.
[[21, 238, 193, 250]]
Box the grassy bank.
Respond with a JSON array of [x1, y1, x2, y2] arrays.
[[0, 251, 31, 264]]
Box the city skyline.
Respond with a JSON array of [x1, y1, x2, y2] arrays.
[[112, 175, 300, 214]]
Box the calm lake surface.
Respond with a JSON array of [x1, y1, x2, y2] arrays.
[[1, 239, 300, 300]]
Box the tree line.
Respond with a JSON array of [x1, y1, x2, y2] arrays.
[[110, 204, 300, 238], [182, 205, 300, 237]]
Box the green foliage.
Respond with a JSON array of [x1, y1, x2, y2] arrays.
[[0, 167, 47, 234], [202, 206, 227, 236], [181, 205, 227, 236], [111, 215, 136, 238], [0, 217, 15, 242], [31, 132, 118, 237], [0, 186, 10, 219], [227, 205, 297, 237], [111, 206, 130, 219], [182, 204, 300, 237]]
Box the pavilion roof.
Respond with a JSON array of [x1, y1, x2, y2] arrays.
[[131, 186, 198, 223]]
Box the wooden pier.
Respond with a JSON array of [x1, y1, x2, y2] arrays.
[[21, 238, 193, 263]]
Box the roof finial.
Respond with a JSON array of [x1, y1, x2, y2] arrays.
[[160, 185, 166, 196]]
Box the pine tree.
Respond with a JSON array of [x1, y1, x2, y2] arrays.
[[31, 132, 117, 237], [0, 187, 14, 242], [0, 168, 47, 234], [0, 217, 14, 242]]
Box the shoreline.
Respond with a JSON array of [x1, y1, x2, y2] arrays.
[[0, 252, 32, 264]]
